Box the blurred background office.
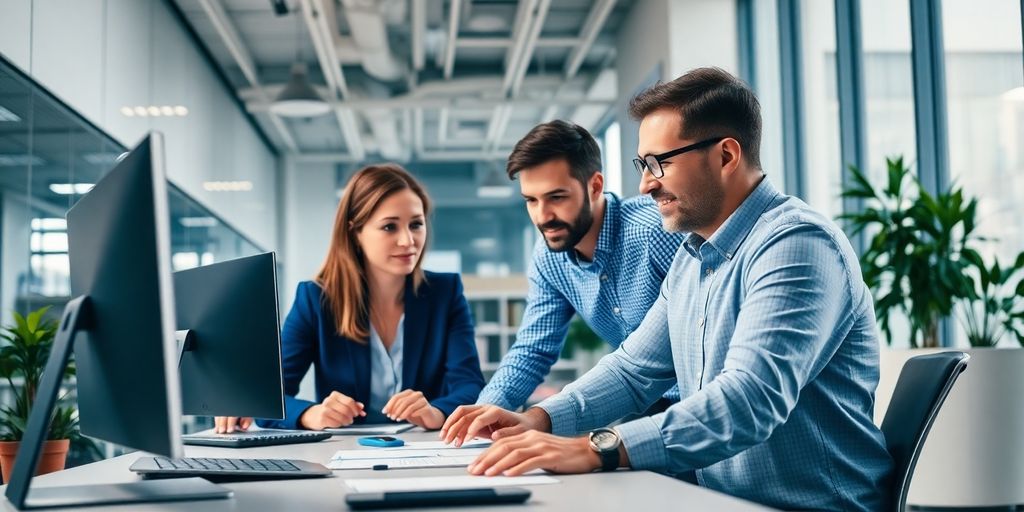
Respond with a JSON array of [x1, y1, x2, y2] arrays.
[[0, 0, 1022, 505]]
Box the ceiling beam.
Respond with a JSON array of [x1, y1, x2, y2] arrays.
[[564, 0, 615, 79], [196, 0, 298, 152], [245, 97, 613, 112], [457, 36, 580, 48], [505, 0, 548, 96], [443, 0, 464, 79], [300, 0, 365, 160], [411, 0, 426, 71]]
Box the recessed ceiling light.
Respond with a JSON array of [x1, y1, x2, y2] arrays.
[[133, 106, 148, 116], [49, 183, 95, 195], [179, 217, 218, 228], [0, 106, 21, 122], [174, 105, 189, 116], [0, 154, 45, 166], [120, 106, 135, 117], [147, 106, 161, 116], [202, 180, 254, 192]]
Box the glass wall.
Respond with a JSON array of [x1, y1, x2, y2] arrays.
[[800, 0, 843, 217], [942, 0, 1024, 347], [1, 56, 264, 321], [860, 0, 917, 181], [0, 55, 264, 463]]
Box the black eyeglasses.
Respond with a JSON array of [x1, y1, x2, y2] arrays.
[[632, 137, 726, 179]]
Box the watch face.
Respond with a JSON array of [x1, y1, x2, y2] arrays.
[[592, 430, 618, 450]]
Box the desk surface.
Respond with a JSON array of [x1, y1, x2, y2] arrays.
[[1, 431, 776, 511]]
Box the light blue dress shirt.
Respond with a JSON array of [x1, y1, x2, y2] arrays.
[[477, 193, 686, 409], [364, 315, 404, 424], [537, 178, 893, 511]]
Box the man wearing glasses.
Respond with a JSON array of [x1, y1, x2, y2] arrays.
[[475, 120, 686, 412], [442, 68, 892, 512]]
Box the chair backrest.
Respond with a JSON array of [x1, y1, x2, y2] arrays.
[[880, 351, 970, 512]]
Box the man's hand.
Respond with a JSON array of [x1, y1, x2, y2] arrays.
[[440, 405, 550, 447], [213, 416, 252, 434], [299, 391, 366, 430], [383, 389, 445, 430], [467, 430, 602, 476]]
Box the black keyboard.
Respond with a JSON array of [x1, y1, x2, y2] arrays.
[[130, 456, 331, 482], [182, 429, 331, 448]]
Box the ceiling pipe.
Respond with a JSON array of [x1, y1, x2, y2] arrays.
[[339, 0, 407, 82]]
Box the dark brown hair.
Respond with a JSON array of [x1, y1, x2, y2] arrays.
[[506, 120, 602, 187], [629, 67, 762, 168], [316, 163, 431, 342]]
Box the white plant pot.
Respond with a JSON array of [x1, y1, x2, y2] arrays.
[[875, 347, 1024, 507]]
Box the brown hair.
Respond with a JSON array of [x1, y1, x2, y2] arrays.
[[316, 163, 431, 342], [506, 120, 602, 187], [628, 67, 762, 168]]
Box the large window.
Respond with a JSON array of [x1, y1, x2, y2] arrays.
[[860, 0, 917, 182], [942, 0, 1024, 347], [800, 0, 842, 217]]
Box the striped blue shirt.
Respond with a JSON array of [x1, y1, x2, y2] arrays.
[[538, 178, 893, 511], [477, 193, 686, 409]]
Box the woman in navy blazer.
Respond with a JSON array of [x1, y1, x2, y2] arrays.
[[216, 163, 484, 432]]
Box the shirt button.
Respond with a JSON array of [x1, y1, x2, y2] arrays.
[[601, 274, 609, 281], [613, 307, 621, 315], [698, 316, 705, 327], [705, 268, 714, 277]]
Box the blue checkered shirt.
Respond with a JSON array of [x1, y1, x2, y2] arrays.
[[537, 179, 894, 511], [477, 193, 686, 410]]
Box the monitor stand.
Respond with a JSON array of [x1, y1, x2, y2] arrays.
[[3, 296, 232, 509]]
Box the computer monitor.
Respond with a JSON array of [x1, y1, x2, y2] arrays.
[[3, 133, 230, 509], [175, 252, 285, 419]]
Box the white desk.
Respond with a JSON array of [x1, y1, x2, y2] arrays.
[[2, 431, 777, 511]]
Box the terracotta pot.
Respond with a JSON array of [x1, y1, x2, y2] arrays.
[[0, 439, 70, 484]]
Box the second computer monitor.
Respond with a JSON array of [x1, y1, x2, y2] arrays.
[[175, 252, 285, 419]]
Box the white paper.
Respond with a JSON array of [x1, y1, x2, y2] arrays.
[[329, 455, 480, 470], [344, 474, 559, 493], [331, 448, 488, 461], [387, 440, 492, 450], [324, 423, 414, 435]]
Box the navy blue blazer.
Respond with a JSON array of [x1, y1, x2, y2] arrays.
[[258, 271, 485, 429]]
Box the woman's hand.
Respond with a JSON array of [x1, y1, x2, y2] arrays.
[[214, 416, 252, 434], [299, 391, 366, 430], [383, 389, 445, 430]]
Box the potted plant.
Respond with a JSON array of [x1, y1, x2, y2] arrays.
[[839, 156, 977, 348], [0, 307, 81, 483], [840, 157, 1024, 507]]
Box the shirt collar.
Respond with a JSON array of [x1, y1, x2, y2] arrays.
[[682, 176, 778, 261]]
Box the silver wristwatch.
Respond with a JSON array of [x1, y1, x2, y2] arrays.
[[588, 428, 621, 472]]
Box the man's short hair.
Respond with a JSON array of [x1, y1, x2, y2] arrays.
[[506, 120, 602, 186], [628, 67, 762, 169]]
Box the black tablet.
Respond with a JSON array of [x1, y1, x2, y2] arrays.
[[345, 487, 531, 510]]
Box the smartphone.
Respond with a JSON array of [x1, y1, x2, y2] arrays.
[[357, 435, 405, 448]]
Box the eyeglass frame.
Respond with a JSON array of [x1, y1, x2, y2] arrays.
[[632, 136, 727, 179]]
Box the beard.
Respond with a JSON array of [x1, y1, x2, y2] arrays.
[[655, 160, 724, 233], [537, 193, 594, 252]]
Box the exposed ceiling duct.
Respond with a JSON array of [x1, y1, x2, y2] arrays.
[[339, 0, 408, 82]]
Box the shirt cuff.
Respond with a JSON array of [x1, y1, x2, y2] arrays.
[[614, 414, 669, 472], [475, 389, 514, 410], [536, 394, 580, 436]]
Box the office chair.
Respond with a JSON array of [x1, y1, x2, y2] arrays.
[[880, 351, 970, 512]]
